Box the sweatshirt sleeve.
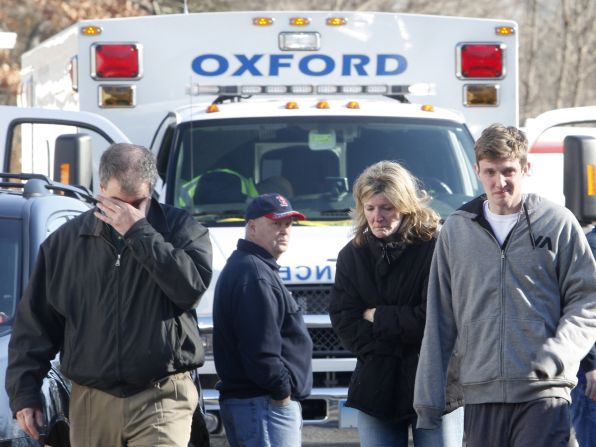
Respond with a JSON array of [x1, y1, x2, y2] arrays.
[[531, 212, 596, 378], [5, 244, 64, 415], [124, 210, 213, 311], [414, 229, 458, 429], [329, 250, 376, 359]]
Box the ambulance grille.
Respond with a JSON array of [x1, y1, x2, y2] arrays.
[[287, 284, 350, 357]]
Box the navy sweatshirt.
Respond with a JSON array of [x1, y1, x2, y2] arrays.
[[213, 239, 313, 400]]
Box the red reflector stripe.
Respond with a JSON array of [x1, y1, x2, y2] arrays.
[[95, 44, 139, 78], [530, 142, 563, 154]]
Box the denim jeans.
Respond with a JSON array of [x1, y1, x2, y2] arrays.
[[571, 370, 596, 447], [220, 395, 302, 447], [357, 406, 464, 447]]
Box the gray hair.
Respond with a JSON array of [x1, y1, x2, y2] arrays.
[[99, 143, 158, 194]]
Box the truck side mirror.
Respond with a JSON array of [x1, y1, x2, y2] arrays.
[[563, 135, 596, 224], [53, 134, 93, 189]]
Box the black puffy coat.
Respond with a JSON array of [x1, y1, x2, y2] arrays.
[[329, 232, 437, 422]]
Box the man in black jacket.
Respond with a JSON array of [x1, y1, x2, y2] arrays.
[[6, 143, 212, 447], [213, 193, 313, 447]]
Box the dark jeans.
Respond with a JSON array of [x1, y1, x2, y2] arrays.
[[464, 398, 570, 447], [571, 370, 596, 447]]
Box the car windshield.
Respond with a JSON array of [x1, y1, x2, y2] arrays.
[[171, 116, 481, 224], [0, 219, 20, 324]]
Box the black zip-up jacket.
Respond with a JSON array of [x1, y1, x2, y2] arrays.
[[213, 239, 313, 401], [6, 200, 212, 414], [330, 232, 462, 422]]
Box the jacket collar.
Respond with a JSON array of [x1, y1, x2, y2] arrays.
[[79, 197, 170, 237], [237, 238, 280, 270]]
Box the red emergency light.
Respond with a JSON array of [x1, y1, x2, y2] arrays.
[[458, 44, 504, 78], [92, 44, 141, 79]]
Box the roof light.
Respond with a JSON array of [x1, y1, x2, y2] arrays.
[[80, 25, 102, 36], [365, 85, 389, 94], [495, 26, 515, 36], [241, 85, 263, 94], [253, 17, 274, 26], [206, 104, 220, 113], [279, 32, 320, 51], [92, 44, 141, 79], [290, 85, 314, 94], [464, 84, 499, 106], [421, 104, 435, 112], [265, 85, 288, 94], [193, 85, 220, 95], [290, 17, 311, 26], [340, 85, 363, 94], [326, 17, 347, 26], [346, 101, 360, 109], [457, 43, 504, 79], [98, 85, 136, 107], [285, 101, 299, 109], [316, 101, 330, 109], [316, 85, 338, 94]]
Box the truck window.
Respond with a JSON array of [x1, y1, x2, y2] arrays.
[[7, 122, 112, 189], [0, 221, 20, 323], [170, 117, 480, 223]]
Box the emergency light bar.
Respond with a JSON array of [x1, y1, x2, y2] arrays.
[[187, 84, 415, 96]]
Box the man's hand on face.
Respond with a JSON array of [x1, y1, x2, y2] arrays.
[[16, 407, 45, 440], [94, 194, 150, 236]]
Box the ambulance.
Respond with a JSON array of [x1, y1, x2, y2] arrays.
[[11, 10, 521, 432]]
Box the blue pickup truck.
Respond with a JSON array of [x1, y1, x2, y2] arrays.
[[0, 173, 92, 446]]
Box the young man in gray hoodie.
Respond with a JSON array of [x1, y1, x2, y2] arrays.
[[414, 124, 596, 446]]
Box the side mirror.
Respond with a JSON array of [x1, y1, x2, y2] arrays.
[[53, 134, 93, 189], [563, 135, 596, 224]]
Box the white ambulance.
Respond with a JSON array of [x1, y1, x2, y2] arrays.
[[12, 10, 520, 433]]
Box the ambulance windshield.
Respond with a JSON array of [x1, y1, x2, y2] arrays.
[[171, 116, 481, 224]]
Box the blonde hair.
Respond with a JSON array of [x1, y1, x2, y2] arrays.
[[475, 123, 528, 167], [351, 160, 439, 246]]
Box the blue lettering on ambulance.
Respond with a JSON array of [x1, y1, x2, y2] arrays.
[[377, 54, 407, 75], [232, 54, 264, 76], [269, 54, 293, 76], [191, 54, 228, 76], [342, 54, 370, 76], [279, 266, 291, 281], [316, 265, 333, 281], [191, 53, 408, 77], [295, 266, 312, 281], [298, 55, 335, 76]]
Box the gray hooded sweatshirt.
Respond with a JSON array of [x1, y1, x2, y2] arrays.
[[414, 193, 596, 429]]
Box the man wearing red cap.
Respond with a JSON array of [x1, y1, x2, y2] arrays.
[[213, 193, 313, 447]]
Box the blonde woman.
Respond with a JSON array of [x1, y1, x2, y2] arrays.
[[329, 161, 463, 446]]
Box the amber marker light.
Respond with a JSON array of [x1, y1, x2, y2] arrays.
[[81, 26, 102, 36], [316, 101, 330, 109], [495, 26, 515, 35], [290, 17, 310, 26], [346, 101, 360, 109], [326, 17, 347, 26], [421, 104, 435, 112], [206, 104, 220, 113], [253, 17, 274, 26], [285, 101, 299, 109]]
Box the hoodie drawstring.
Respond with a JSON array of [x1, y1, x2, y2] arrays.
[[523, 203, 536, 249]]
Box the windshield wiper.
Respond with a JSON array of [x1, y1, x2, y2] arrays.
[[319, 208, 351, 217], [192, 210, 245, 221]]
